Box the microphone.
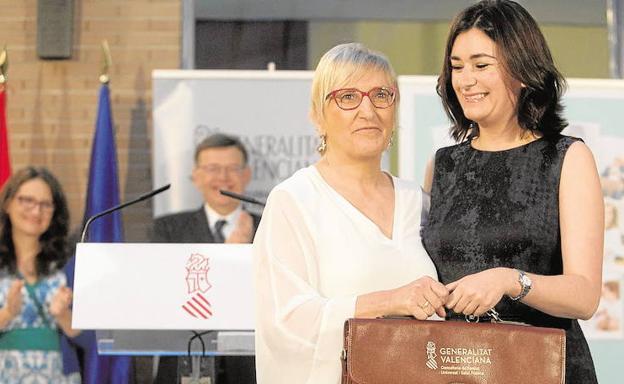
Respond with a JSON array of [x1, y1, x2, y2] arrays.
[[220, 190, 266, 207], [80, 184, 171, 242]]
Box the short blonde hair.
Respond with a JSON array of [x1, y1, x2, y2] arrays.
[[310, 43, 397, 124]]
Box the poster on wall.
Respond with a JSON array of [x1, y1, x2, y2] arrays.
[[397, 76, 624, 379], [580, 273, 623, 339], [563, 81, 624, 341], [152, 70, 319, 218]]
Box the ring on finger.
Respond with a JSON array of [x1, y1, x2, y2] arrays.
[[419, 300, 431, 310]]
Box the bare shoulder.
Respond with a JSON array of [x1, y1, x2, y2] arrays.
[[561, 140, 598, 177], [565, 140, 594, 160], [560, 140, 601, 199]]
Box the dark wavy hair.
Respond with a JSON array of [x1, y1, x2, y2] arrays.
[[437, 0, 567, 142], [0, 166, 69, 276]]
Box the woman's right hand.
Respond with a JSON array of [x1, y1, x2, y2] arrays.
[[2, 280, 24, 320], [391, 276, 449, 320], [49, 285, 73, 318]]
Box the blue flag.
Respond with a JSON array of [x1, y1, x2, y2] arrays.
[[68, 83, 132, 383], [84, 83, 123, 243]]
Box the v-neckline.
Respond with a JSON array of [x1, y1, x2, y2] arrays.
[[310, 165, 399, 241]]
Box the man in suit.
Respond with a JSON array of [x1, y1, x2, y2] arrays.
[[153, 133, 260, 244], [152, 133, 258, 384]]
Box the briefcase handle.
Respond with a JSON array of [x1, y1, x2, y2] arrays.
[[465, 309, 501, 323], [465, 308, 530, 327]]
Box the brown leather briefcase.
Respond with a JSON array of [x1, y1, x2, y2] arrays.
[[341, 317, 566, 384]]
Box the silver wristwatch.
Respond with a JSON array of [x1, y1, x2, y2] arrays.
[[509, 269, 532, 301]]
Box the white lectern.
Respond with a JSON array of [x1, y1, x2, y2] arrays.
[[73, 243, 255, 382]]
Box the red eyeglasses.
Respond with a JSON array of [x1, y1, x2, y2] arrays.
[[325, 87, 396, 110]]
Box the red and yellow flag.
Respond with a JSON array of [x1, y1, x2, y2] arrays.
[[0, 83, 10, 188]]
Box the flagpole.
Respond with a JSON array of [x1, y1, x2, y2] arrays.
[[99, 40, 112, 84], [0, 45, 7, 86], [0, 46, 11, 188]]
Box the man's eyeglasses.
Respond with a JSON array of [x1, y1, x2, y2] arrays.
[[15, 195, 55, 214], [197, 164, 246, 176], [325, 87, 396, 110]]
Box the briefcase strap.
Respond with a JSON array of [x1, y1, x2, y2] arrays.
[[341, 323, 352, 384]]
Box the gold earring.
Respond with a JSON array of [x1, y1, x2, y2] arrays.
[[317, 134, 327, 154]]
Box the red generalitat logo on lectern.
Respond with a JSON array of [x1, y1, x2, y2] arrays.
[[182, 253, 213, 319]]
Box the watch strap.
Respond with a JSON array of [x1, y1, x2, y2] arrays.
[[509, 269, 530, 301]]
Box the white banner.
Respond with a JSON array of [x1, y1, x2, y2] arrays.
[[152, 70, 319, 217]]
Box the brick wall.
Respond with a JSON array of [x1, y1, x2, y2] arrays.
[[0, 0, 181, 242]]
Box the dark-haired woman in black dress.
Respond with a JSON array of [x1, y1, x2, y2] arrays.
[[422, 1, 603, 383]]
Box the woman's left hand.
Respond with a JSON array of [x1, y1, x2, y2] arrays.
[[445, 268, 516, 316], [49, 286, 73, 318]]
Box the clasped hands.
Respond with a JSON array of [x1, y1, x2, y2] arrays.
[[224, 211, 254, 243], [1, 279, 74, 322], [394, 268, 514, 320]]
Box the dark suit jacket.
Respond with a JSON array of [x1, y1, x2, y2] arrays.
[[150, 207, 261, 243]]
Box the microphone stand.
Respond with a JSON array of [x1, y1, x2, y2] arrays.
[[80, 184, 171, 242], [219, 190, 266, 207]]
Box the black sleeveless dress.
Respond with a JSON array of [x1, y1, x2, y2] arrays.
[[422, 134, 598, 383]]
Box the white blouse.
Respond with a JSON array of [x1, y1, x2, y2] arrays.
[[253, 166, 438, 384]]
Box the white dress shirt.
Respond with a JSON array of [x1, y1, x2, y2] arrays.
[[204, 204, 242, 240]]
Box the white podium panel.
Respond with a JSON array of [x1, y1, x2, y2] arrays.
[[72, 243, 254, 330]]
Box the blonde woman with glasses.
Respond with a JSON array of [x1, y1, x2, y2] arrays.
[[253, 43, 447, 383]]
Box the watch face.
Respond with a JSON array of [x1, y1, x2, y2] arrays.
[[521, 274, 532, 287]]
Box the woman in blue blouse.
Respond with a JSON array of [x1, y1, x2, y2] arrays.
[[0, 166, 82, 383]]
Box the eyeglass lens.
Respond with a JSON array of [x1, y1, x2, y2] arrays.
[[198, 164, 244, 175], [16, 196, 54, 212], [331, 87, 395, 110]]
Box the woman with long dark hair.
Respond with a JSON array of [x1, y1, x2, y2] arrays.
[[423, 1, 603, 382], [0, 166, 81, 383]]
